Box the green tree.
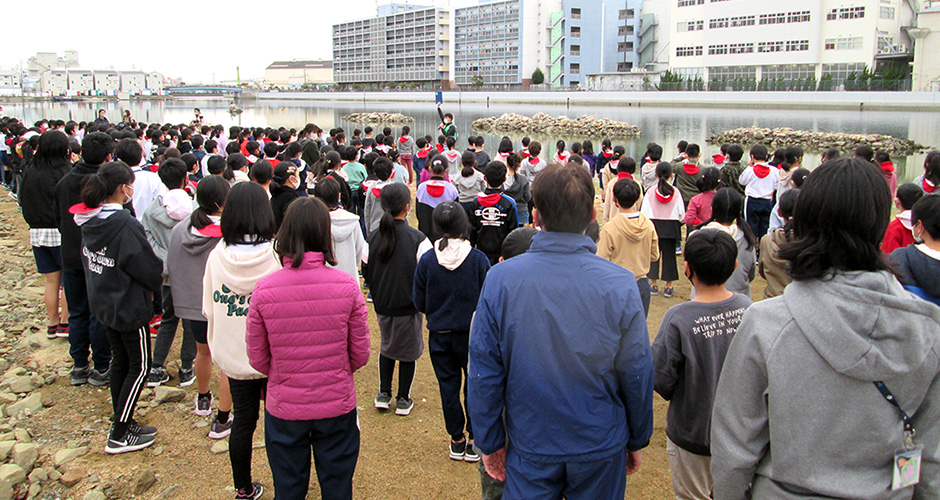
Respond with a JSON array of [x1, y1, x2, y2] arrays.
[[471, 75, 484, 88], [532, 68, 545, 85]]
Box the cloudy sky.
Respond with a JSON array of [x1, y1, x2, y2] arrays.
[[2, 0, 475, 83]]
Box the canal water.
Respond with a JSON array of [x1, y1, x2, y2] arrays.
[[5, 97, 937, 182]]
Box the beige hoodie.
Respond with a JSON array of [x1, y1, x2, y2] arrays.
[[597, 212, 659, 280], [202, 242, 282, 380]]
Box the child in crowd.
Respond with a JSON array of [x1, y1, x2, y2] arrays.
[[581, 140, 597, 177], [641, 143, 664, 192], [224, 154, 250, 185], [413, 202, 490, 462], [416, 156, 459, 238], [309, 177, 366, 281], [875, 150, 897, 199], [203, 182, 281, 500], [466, 161, 518, 264], [519, 141, 546, 183], [641, 162, 685, 298], [270, 162, 301, 230], [388, 149, 409, 184], [738, 145, 778, 240], [759, 189, 799, 298], [595, 139, 613, 188], [711, 144, 728, 167], [888, 195, 940, 304], [718, 144, 746, 196], [443, 136, 461, 178], [74, 162, 162, 454], [363, 157, 395, 237], [246, 197, 370, 500], [455, 152, 487, 203], [398, 126, 415, 181], [166, 176, 233, 439], [652, 229, 752, 500], [914, 150, 940, 193], [684, 167, 720, 228], [768, 167, 809, 231], [496, 137, 513, 162], [502, 153, 532, 226], [471, 136, 490, 169], [364, 183, 432, 416], [414, 137, 431, 185], [597, 178, 659, 315], [600, 145, 625, 196], [674, 143, 703, 210], [319, 151, 352, 211], [698, 188, 757, 299], [519, 136, 531, 158], [143, 158, 197, 387], [602, 154, 638, 222], [552, 140, 570, 165], [672, 140, 689, 163], [779, 146, 803, 197], [882, 182, 924, 254]]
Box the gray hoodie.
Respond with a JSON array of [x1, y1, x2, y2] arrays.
[[166, 220, 222, 321], [711, 271, 940, 500], [329, 208, 366, 280], [141, 192, 196, 278], [699, 222, 756, 298]]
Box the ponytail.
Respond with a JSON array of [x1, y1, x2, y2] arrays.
[[191, 175, 230, 229], [702, 188, 757, 249], [80, 162, 134, 208], [376, 183, 411, 263], [655, 161, 674, 197], [318, 151, 342, 178], [433, 201, 469, 250]]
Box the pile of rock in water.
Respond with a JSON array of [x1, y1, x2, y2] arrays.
[[706, 127, 929, 156], [472, 112, 642, 138], [342, 112, 414, 124]]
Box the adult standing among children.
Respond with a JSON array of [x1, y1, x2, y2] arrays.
[[469, 165, 654, 499], [711, 158, 940, 499]]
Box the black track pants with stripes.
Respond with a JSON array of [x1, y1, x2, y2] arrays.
[[106, 325, 152, 437]]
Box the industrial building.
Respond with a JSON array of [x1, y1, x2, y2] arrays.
[[265, 60, 333, 88]]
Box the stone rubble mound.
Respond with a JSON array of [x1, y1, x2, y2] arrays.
[[706, 127, 929, 156], [472, 112, 642, 138], [342, 112, 414, 124]]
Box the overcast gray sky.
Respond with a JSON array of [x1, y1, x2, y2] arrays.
[[1, 0, 474, 84]]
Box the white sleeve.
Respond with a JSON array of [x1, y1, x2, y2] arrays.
[[640, 194, 653, 218], [416, 238, 433, 263]]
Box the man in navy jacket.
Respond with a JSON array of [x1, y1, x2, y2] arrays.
[[468, 165, 654, 499]]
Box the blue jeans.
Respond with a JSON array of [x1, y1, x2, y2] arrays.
[[62, 267, 111, 370], [636, 277, 651, 317]]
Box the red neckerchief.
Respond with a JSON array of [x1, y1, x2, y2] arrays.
[[477, 192, 502, 207], [416, 147, 430, 159], [498, 152, 511, 159], [683, 163, 700, 176], [618, 171, 634, 181], [712, 154, 725, 165], [426, 179, 446, 197], [654, 187, 674, 204], [881, 161, 895, 173], [601, 150, 613, 158], [528, 157, 540, 165], [555, 152, 570, 163], [753, 163, 771, 179], [398, 136, 408, 143], [924, 178, 937, 194], [520, 148, 530, 158], [435, 144, 445, 153]]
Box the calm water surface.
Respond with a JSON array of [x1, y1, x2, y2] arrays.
[[5, 97, 937, 182]]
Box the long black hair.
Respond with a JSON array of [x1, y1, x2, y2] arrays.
[[702, 188, 756, 249], [80, 162, 133, 208], [778, 158, 891, 281], [33, 130, 70, 169], [221, 182, 276, 245], [432, 201, 469, 249], [191, 175, 230, 230], [376, 183, 411, 263], [275, 197, 337, 268]]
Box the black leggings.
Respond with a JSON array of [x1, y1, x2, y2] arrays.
[[228, 377, 267, 491], [379, 355, 416, 400], [106, 325, 151, 438]]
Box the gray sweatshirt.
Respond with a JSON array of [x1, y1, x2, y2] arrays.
[[653, 293, 752, 456], [166, 220, 222, 321], [711, 271, 940, 500]]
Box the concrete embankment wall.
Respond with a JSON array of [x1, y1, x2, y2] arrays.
[[257, 90, 940, 111]]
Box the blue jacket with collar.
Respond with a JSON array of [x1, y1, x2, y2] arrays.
[[468, 231, 654, 462]]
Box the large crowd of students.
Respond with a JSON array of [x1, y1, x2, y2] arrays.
[[1, 107, 939, 500]]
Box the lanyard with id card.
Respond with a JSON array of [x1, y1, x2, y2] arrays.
[[873, 381, 923, 490]]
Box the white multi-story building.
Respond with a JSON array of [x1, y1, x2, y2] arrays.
[[146, 72, 165, 93], [67, 70, 94, 94], [120, 72, 146, 94], [40, 70, 68, 95], [94, 71, 121, 94], [333, 5, 452, 88], [640, 0, 915, 86]]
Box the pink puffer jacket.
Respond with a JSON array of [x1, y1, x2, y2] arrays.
[[246, 252, 370, 421]]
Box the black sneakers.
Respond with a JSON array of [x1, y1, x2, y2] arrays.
[[105, 428, 155, 455], [449, 440, 467, 461], [70, 366, 90, 386], [235, 482, 264, 500], [395, 397, 414, 416], [146, 367, 170, 387], [127, 420, 157, 437], [89, 368, 110, 387], [463, 444, 481, 463], [178, 368, 196, 387]]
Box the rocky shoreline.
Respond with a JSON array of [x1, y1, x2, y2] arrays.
[[471, 112, 642, 139], [342, 112, 414, 124], [706, 127, 930, 156]]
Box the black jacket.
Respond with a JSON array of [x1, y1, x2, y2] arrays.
[[271, 188, 300, 230], [20, 160, 70, 229], [888, 245, 940, 303], [466, 187, 518, 264], [79, 209, 162, 331], [365, 220, 427, 317], [55, 162, 101, 269]]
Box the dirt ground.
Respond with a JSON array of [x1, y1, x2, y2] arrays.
[[0, 184, 769, 500]]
